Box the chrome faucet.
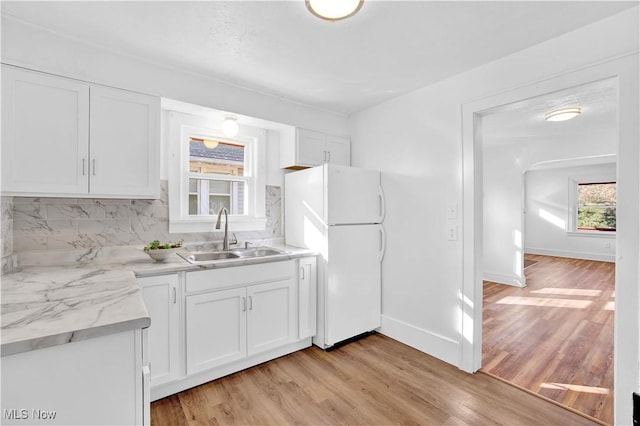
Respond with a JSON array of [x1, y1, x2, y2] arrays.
[[215, 207, 230, 250]]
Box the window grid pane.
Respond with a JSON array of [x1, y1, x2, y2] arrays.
[[577, 182, 616, 231], [187, 178, 246, 216]]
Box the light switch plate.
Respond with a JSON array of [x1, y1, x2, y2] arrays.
[[447, 225, 458, 241], [447, 204, 458, 219]]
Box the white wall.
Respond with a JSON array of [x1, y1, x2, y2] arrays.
[[350, 7, 638, 424], [525, 163, 616, 262], [483, 133, 616, 286]]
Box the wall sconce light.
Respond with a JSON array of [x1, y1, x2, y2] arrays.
[[544, 107, 582, 122], [306, 0, 364, 21], [221, 116, 239, 137]]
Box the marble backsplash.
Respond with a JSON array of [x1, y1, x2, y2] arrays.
[[1, 196, 17, 274], [10, 181, 282, 253]]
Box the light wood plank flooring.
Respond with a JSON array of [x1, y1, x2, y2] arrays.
[[152, 333, 599, 425], [482, 254, 614, 425]]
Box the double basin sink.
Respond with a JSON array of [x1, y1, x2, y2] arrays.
[[178, 246, 286, 265]]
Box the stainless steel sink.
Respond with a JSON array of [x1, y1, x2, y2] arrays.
[[230, 247, 283, 258], [180, 251, 239, 262], [179, 246, 285, 264]]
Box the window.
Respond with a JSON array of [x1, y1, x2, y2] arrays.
[[168, 109, 266, 233], [568, 173, 616, 237], [187, 137, 247, 216], [576, 182, 616, 232]]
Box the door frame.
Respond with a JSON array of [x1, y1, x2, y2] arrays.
[[461, 54, 639, 423]]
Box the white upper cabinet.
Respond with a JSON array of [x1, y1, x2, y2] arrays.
[[89, 86, 159, 198], [1, 65, 160, 198], [2, 66, 90, 194], [280, 128, 350, 169]]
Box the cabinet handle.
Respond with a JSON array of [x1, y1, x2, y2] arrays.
[[327, 151, 331, 162], [300, 267, 305, 280], [242, 297, 246, 312], [92, 159, 96, 176], [172, 287, 177, 304], [248, 296, 253, 311], [82, 159, 86, 176], [323, 151, 327, 162]]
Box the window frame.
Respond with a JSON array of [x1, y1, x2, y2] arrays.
[[168, 112, 266, 233], [567, 173, 616, 238]]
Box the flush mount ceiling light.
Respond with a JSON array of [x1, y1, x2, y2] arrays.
[[544, 107, 582, 122], [221, 116, 239, 137], [191, 137, 219, 150], [203, 139, 219, 150], [306, 0, 364, 21]]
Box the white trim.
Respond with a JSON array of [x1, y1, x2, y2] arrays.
[[378, 315, 459, 367], [566, 231, 616, 239], [525, 247, 615, 263], [482, 272, 526, 288]]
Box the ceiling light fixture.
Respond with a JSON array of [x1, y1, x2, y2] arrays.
[[544, 107, 582, 122], [221, 116, 239, 137], [306, 0, 364, 21], [203, 139, 219, 150], [190, 137, 219, 150]]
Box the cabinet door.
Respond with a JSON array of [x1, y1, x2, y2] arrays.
[[186, 288, 247, 374], [325, 135, 351, 166], [247, 279, 297, 355], [298, 257, 317, 339], [137, 275, 180, 387], [296, 128, 327, 167], [1, 66, 90, 195], [89, 86, 160, 198]]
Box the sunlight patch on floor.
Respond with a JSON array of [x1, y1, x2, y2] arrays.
[[530, 288, 601, 297], [496, 296, 592, 309], [540, 382, 610, 395], [603, 301, 615, 311]]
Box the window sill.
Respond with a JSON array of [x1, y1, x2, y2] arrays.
[[169, 216, 267, 233], [567, 231, 616, 239]]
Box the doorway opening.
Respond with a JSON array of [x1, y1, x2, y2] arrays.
[[475, 78, 617, 424]]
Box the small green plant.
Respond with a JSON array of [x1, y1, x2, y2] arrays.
[[143, 240, 183, 251]]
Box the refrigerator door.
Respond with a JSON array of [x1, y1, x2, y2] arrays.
[[326, 164, 384, 225], [324, 224, 383, 347]]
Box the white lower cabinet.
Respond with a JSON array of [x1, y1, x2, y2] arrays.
[[185, 266, 296, 374], [297, 257, 317, 339], [1, 329, 148, 426], [186, 287, 247, 374], [144, 258, 317, 401], [246, 279, 297, 355], [137, 274, 180, 387]]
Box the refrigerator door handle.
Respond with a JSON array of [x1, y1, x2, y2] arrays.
[[379, 225, 386, 262], [378, 185, 386, 222]]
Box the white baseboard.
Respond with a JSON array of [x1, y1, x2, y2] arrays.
[[378, 315, 459, 368], [482, 272, 526, 287], [525, 247, 615, 263]]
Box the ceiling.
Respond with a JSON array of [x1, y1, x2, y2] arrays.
[[1, 1, 635, 115], [482, 77, 618, 149]]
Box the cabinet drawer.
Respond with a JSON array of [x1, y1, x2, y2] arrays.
[[186, 260, 294, 294]]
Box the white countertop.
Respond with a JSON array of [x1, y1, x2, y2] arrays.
[[1, 244, 316, 357], [1, 267, 150, 356]]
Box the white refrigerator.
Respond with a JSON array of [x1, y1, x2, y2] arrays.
[[285, 164, 385, 349]]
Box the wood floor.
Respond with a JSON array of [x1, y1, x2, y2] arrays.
[[152, 333, 599, 425], [482, 254, 614, 425]]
